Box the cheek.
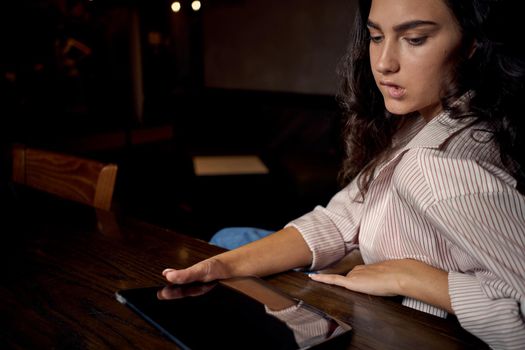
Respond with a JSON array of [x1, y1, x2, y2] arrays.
[[406, 54, 452, 88]]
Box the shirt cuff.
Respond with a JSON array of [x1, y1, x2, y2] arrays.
[[449, 271, 525, 349], [287, 206, 347, 271], [402, 297, 447, 318]]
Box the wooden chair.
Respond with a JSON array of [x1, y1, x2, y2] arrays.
[[11, 144, 118, 211]]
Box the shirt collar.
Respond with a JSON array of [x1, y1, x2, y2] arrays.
[[402, 92, 475, 151]]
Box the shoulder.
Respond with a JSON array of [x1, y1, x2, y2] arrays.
[[393, 125, 518, 204]]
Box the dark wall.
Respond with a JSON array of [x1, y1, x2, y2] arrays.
[[1, 0, 139, 144], [201, 0, 357, 95], [1, 0, 358, 138]]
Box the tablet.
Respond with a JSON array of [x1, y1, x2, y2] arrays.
[[116, 277, 351, 349]]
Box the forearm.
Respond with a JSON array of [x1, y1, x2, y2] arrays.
[[212, 226, 313, 278], [398, 259, 453, 314]]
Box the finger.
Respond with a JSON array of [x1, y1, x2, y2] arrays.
[[163, 264, 208, 284], [308, 273, 352, 288], [350, 264, 366, 271], [166, 259, 220, 284], [162, 268, 174, 276]]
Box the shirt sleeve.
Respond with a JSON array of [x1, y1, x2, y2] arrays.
[[427, 191, 525, 350], [286, 179, 362, 271]]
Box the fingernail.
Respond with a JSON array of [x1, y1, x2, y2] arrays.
[[162, 268, 174, 276]]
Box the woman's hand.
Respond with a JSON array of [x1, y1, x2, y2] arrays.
[[310, 260, 402, 296], [309, 259, 453, 313], [162, 258, 231, 284], [162, 226, 313, 285]]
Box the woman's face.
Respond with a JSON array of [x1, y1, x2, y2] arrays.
[[368, 0, 463, 121]]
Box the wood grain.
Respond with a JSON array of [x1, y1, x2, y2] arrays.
[[1, 191, 489, 349], [11, 144, 117, 210]]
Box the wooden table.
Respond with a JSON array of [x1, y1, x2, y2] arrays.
[[1, 189, 488, 349]]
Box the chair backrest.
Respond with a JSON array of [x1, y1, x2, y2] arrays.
[[12, 144, 118, 211]]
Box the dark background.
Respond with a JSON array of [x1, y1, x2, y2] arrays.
[[1, 0, 356, 240]]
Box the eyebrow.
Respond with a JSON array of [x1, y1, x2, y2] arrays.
[[367, 19, 438, 32]]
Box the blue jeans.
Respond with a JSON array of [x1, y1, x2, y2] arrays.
[[209, 227, 273, 250]]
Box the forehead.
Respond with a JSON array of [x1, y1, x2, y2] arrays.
[[368, 0, 455, 26]]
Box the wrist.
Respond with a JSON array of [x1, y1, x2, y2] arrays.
[[204, 255, 235, 281], [395, 259, 418, 296], [396, 259, 453, 313]]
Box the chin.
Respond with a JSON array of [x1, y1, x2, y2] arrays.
[[384, 102, 414, 116]]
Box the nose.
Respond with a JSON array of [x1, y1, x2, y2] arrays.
[[374, 40, 400, 75]]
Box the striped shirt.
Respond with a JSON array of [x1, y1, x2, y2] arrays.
[[288, 109, 525, 349]]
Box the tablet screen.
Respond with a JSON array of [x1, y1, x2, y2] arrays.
[[116, 277, 351, 349]]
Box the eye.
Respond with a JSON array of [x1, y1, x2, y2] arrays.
[[369, 35, 384, 44], [405, 36, 427, 46]]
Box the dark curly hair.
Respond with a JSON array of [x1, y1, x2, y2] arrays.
[[337, 0, 525, 198]]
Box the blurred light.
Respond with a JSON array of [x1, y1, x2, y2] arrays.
[[171, 1, 181, 12], [148, 32, 162, 46], [191, 1, 201, 11]]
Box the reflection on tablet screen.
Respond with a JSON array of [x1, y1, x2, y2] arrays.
[[116, 277, 351, 349]]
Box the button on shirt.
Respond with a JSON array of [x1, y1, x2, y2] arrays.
[[288, 110, 525, 349]]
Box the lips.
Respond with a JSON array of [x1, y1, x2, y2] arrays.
[[380, 81, 406, 99]]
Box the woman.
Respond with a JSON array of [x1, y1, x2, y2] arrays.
[[163, 0, 525, 348]]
